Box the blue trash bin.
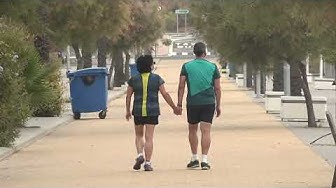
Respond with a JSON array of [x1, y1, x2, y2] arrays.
[[129, 64, 139, 77], [67, 67, 108, 120]]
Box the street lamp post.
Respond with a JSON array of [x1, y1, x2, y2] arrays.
[[185, 14, 187, 33], [319, 54, 324, 79], [284, 62, 291, 96], [176, 14, 179, 33]]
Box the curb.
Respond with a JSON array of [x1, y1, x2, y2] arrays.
[[0, 116, 73, 161], [0, 88, 127, 161]]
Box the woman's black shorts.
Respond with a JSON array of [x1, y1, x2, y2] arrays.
[[134, 116, 159, 125]]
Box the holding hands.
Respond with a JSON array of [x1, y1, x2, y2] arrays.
[[174, 106, 183, 115], [126, 111, 132, 121]]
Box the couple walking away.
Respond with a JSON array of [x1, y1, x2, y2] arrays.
[[125, 42, 221, 171]]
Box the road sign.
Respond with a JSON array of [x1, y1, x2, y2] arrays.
[[175, 9, 189, 14]]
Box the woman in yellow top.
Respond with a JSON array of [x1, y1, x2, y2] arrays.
[[126, 55, 179, 171]]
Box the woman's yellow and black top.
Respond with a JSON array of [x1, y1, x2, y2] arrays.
[[127, 73, 165, 117]]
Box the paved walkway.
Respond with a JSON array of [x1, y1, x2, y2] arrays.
[[0, 60, 333, 188]]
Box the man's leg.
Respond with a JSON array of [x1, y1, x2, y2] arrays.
[[133, 125, 145, 170], [186, 105, 201, 168], [200, 122, 211, 155], [200, 122, 212, 170], [188, 124, 199, 155], [187, 123, 200, 168]]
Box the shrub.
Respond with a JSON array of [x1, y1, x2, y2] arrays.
[[162, 38, 172, 46], [29, 60, 64, 117], [0, 18, 64, 147], [24, 54, 64, 117], [0, 19, 31, 147]]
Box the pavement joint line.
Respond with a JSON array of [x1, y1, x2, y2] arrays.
[[0, 87, 127, 162]]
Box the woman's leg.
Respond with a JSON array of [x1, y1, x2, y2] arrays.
[[133, 125, 145, 170], [134, 125, 144, 155], [144, 124, 155, 162]]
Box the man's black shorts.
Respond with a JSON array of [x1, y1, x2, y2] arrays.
[[187, 104, 216, 124], [134, 116, 159, 125]]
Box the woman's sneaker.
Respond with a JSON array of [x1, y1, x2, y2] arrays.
[[187, 160, 200, 168], [144, 163, 153, 171], [133, 155, 145, 170], [201, 162, 211, 170]]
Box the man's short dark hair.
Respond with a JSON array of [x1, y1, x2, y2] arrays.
[[193, 42, 206, 57], [136, 55, 153, 73]]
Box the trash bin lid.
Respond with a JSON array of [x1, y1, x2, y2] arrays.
[[67, 67, 108, 78]]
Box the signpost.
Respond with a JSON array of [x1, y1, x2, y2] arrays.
[[175, 9, 189, 33], [175, 9, 189, 14]]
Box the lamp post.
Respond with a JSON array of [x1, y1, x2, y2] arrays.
[[176, 14, 179, 33], [319, 54, 324, 79], [284, 62, 291, 96], [185, 13, 187, 33]]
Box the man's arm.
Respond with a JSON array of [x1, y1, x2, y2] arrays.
[[177, 76, 186, 107], [214, 78, 221, 117], [125, 86, 133, 121], [159, 84, 177, 112]]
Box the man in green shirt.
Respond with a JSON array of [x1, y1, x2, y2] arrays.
[[177, 42, 221, 170]]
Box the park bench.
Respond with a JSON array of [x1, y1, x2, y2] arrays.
[[326, 111, 336, 188]]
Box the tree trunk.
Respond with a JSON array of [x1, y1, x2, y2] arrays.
[[97, 37, 108, 67], [124, 50, 131, 81], [73, 44, 83, 70], [246, 63, 253, 87], [273, 62, 284, 91], [82, 46, 92, 69], [34, 2, 50, 64], [144, 46, 152, 55], [298, 61, 317, 127], [113, 48, 125, 87], [108, 55, 115, 90], [261, 71, 266, 94], [290, 61, 302, 96], [135, 45, 142, 59], [34, 35, 50, 63], [228, 63, 237, 78], [253, 71, 264, 96]]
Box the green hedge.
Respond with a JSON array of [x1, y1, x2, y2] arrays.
[[0, 20, 31, 147], [24, 55, 64, 117], [0, 19, 64, 147]]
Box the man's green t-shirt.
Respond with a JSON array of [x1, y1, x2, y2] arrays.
[[180, 58, 221, 106]]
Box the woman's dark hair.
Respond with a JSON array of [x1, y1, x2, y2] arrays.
[[193, 42, 206, 57], [136, 55, 154, 73]]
